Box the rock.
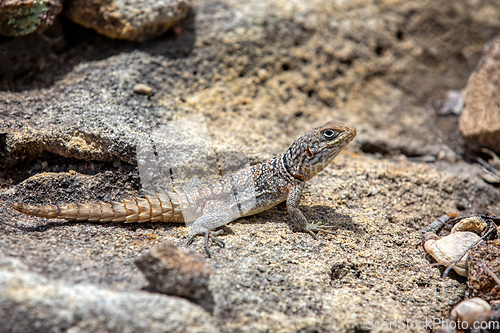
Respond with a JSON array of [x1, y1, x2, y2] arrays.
[[491, 300, 500, 311], [134, 241, 211, 300], [450, 298, 491, 327], [467, 239, 500, 301], [0, 268, 215, 333], [450, 216, 488, 235], [0, 0, 62, 37], [134, 83, 154, 96], [64, 0, 191, 42], [423, 231, 482, 277], [437, 90, 464, 116], [459, 36, 500, 153]]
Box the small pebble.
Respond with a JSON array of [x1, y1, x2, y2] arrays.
[[257, 68, 269, 81], [438, 90, 464, 116], [450, 216, 487, 235], [450, 298, 491, 325], [133, 84, 153, 96]]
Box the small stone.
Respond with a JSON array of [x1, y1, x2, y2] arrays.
[[368, 187, 378, 196], [450, 216, 487, 235], [257, 68, 269, 81], [467, 239, 500, 301], [490, 300, 500, 311], [134, 241, 211, 300], [424, 231, 482, 277], [450, 298, 491, 325], [438, 90, 464, 116], [133, 83, 153, 96]]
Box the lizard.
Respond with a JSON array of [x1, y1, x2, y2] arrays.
[[13, 120, 356, 257]]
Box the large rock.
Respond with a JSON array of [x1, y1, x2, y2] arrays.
[[64, 0, 191, 42], [0, 263, 215, 333], [459, 36, 500, 153], [0, 0, 62, 36]]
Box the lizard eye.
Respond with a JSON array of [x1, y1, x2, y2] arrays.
[[323, 129, 338, 140]]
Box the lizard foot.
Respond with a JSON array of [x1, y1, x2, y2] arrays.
[[187, 229, 226, 258], [303, 224, 336, 240]]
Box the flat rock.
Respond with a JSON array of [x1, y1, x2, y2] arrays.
[[459, 36, 500, 153], [0, 256, 215, 333], [64, 0, 191, 42], [0, 0, 62, 36]]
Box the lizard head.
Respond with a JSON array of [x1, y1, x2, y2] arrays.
[[285, 120, 356, 181]]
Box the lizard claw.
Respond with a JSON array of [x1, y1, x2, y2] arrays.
[[187, 229, 226, 258], [304, 223, 336, 239]]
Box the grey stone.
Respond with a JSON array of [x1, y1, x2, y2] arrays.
[[0, 267, 215, 333]]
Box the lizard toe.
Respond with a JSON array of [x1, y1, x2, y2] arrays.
[[305, 223, 336, 236]]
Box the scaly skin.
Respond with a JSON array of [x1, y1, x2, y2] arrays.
[[13, 120, 356, 256]]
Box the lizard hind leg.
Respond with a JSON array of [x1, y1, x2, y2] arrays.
[[186, 202, 236, 257]]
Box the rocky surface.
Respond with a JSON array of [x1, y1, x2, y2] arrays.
[[1, 0, 500, 332], [0, 0, 62, 37], [459, 36, 500, 153], [64, 0, 191, 42]]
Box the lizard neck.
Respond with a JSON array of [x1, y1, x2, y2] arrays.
[[282, 141, 311, 181]]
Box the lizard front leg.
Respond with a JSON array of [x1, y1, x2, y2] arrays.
[[287, 181, 336, 238]]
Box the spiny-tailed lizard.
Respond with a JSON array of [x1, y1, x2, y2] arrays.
[[13, 120, 356, 256]]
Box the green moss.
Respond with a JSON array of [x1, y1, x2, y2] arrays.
[[1, 0, 51, 36]]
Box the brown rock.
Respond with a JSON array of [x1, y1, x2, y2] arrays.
[[64, 0, 191, 42], [467, 239, 500, 301], [0, 0, 62, 37], [459, 36, 500, 153], [134, 241, 211, 300]]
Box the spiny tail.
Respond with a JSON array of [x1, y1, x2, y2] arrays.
[[12, 194, 184, 223]]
